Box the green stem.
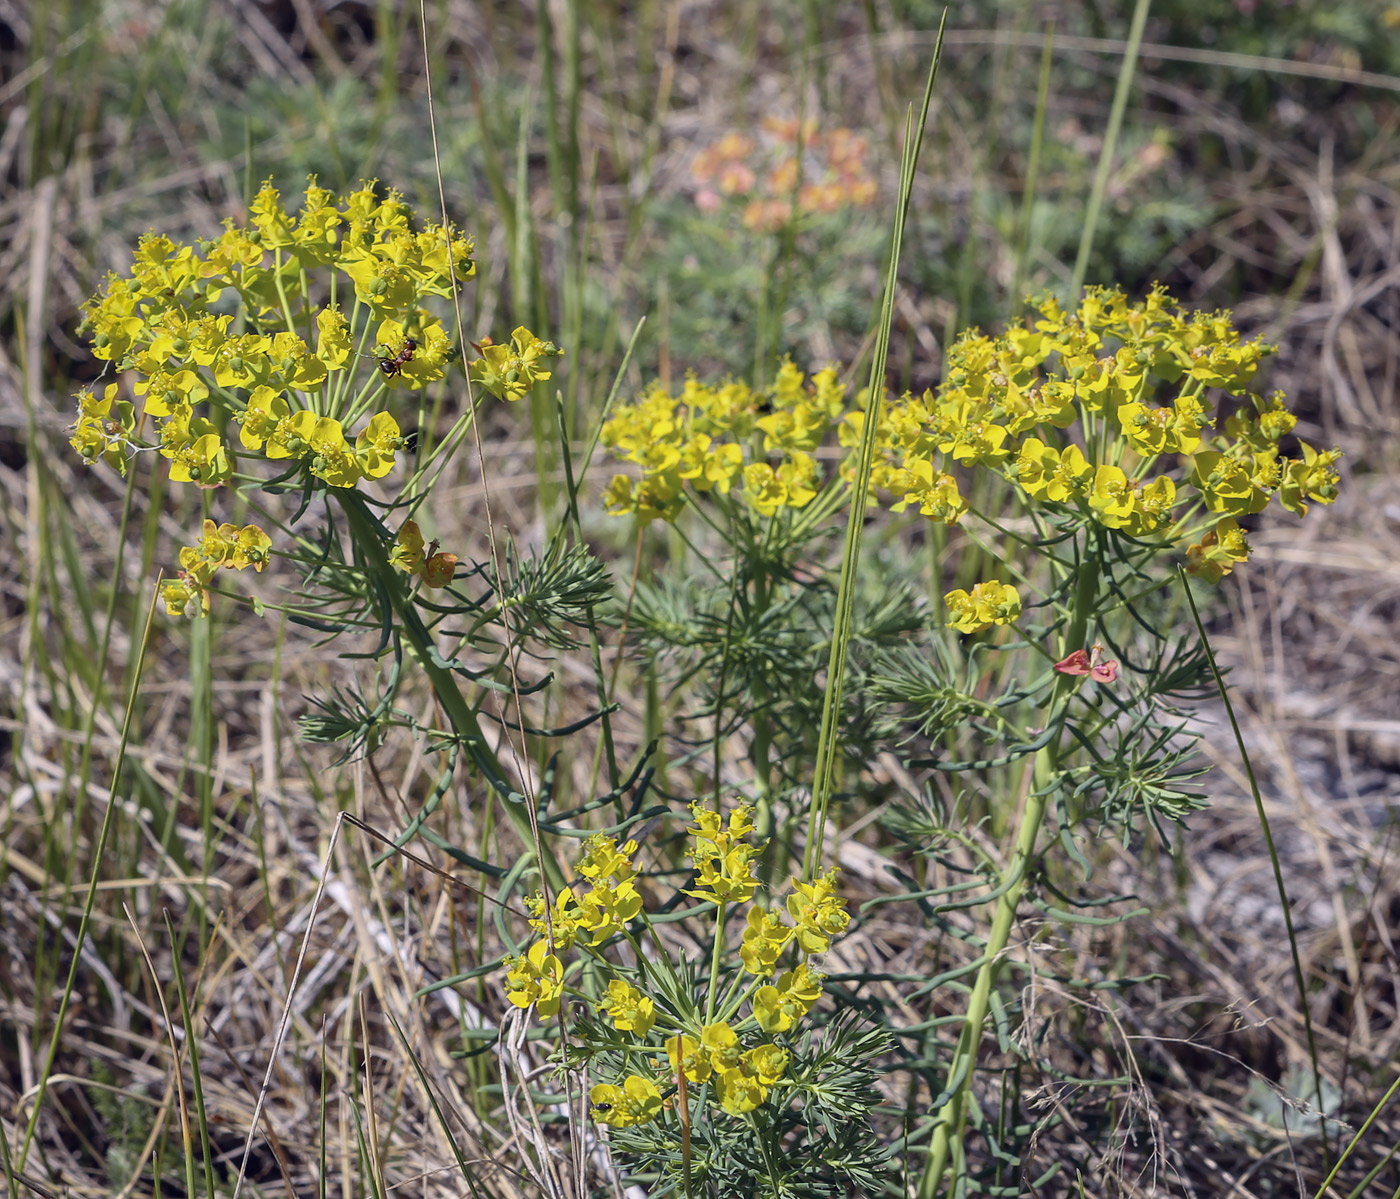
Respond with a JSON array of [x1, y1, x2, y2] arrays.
[[336, 492, 565, 890], [918, 535, 1100, 1199], [704, 903, 728, 1024]]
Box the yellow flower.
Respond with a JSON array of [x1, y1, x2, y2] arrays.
[[701, 1021, 743, 1076], [685, 843, 760, 905], [714, 1067, 767, 1115], [739, 905, 792, 975], [525, 887, 581, 952], [69, 383, 134, 474], [743, 1043, 789, 1086], [234, 524, 273, 571], [354, 412, 402, 479], [785, 872, 849, 954], [315, 306, 353, 370], [754, 963, 824, 1033], [212, 333, 270, 389], [600, 980, 656, 1038], [1088, 465, 1138, 529], [168, 429, 231, 488], [503, 940, 564, 1018], [743, 462, 787, 516], [307, 416, 364, 488], [889, 458, 966, 524], [239, 386, 290, 452], [1185, 517, 1251, 583], [590, 1075, 663, 1128], [469, 326, 561, 402], [390, 520, 426, 576], [688, 802, 756, 855], [576, 835, 639, 885], [1278, 441, 1341, 517], [1190, 451, 1269, 517], [574, 878, 644, 945], [944, 580, 1021, 635], [666, 1034, 712, 1085]]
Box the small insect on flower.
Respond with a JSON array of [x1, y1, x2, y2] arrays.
[[1054, 642, 1119, 683], [367, 337, 418, 378]]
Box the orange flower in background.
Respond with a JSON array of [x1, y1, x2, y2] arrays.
[[689, 120, 879, 230]]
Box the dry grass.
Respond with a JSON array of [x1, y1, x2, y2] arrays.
[[1, 3, 1398, 1197]]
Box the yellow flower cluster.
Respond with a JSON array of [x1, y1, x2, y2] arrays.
[[863, 286, 1341, 579], [690, 119, 878, 231], [601, 290, 1338, 581], [162, 519, 273, 617], [71, 177, 558, 616], [75, 179, 469, 489], [503, 804, 851, 1126], [601, 361, 844, 522]]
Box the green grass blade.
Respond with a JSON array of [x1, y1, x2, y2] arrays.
[[1011, 21, 1055, 306], [14, 577, 161, 1175], [1070, 0, 1151, 296], [802, 14, 947, 883]]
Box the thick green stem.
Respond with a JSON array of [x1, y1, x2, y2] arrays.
[[338, 493, 565, 891], [749, 564, 783, 890], [918, 537, 1099, 1198], [705, 902, 728, 1024]]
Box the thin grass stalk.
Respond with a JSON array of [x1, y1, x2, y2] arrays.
[[1342, 1135, 1400, 1199], [555, 395, 619, 791], [1010, 22, 1054, 306], [124, 906, 201, 1199], [233, 811, 353, 1199], [555, 317, 645, 795], [13, 579, 160, 1175], [1182, 570, 1329, 1169], [162, 911, 218, 1199], [802, 21, 946, 883], [1312, 1067, 1400, 1199], [382, 1008, 488, 1198], [1070, 0, 1151, 296]]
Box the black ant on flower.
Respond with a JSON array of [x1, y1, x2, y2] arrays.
[[363, 337, 418, 379]]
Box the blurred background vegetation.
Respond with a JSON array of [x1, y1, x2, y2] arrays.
[[2, 1, 1399, 1196]]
